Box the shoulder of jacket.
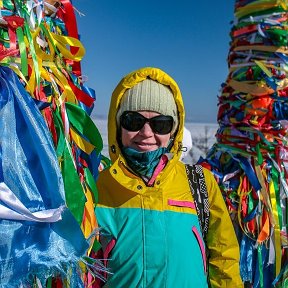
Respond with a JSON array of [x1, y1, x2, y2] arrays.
[[97, 167, 113, 186], [202, 167, 215, 180]]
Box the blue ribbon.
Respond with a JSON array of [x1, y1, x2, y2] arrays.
[[240, 235, 254, 283], [79, 84, 96, 116], [235, 155, 262, 192], [273, 100, 288, 120], [33, 98, 51, 110], [275, 52, 288, 64], [243, 205, 259, 223], [272, 260, 288, 287]]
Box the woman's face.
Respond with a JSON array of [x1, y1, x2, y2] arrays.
[[121, 111, 171, 152]]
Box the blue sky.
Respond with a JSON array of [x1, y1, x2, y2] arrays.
[[73, 1, 235, 123]]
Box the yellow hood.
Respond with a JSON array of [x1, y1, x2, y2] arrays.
[[107, 67, 185, 168]]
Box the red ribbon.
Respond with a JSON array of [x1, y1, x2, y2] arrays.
[[59, 0, 82, 76], [44, 106, 58, 145], [3, 15, 24, 50], [68, 80, 94, 107]]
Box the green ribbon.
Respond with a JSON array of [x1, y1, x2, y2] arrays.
[[270, 165, 283, 230], [24, 23, 40, 86], [16, 26, 28, 76], [46, 277, 52, 288], [217, 143, 253, 158], [266, 29, 288, 46], [12, 1, 39, 83], [257, 245, 264, 288], [92, 239, 101, 253], [84, 167, 98, 204], [256, 143, 263, 165], [53, 110, 85, 225], [241, 126, 277, 146], [248, 194, 255, 215], [39, 23, 60, 57], [65, 102, 103, 154], [14, 0, 29, 17], [0, 29, 10, 47], [237, 7, 285, 20], [234, 66, 262, 82], [3, 0, 14, 10]]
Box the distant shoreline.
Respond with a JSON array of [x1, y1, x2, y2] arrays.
[[92, 115, 218, 126], [92, 116, 218, 160]]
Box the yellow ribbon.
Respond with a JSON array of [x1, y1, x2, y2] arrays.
[[269, 180, 282, 276], [237, 176, 256, 239], [49, 65, 77, 105], [228, 79, 274, 95], [227, 78, 288, 96], [254, 60, 273, 78], [234, 45, 288, 55], [255, 165, 276, 226], [235, 0, 286, 18], [82, 185, 97, 237], [27, 57, 42, 95], [81, 185, 97, 255], [42, 25, 85, 62], [51, 33, 85, 61], [8, 62, 34, 96], [70, 128, 95, 155], [32, 27, 55, 62]]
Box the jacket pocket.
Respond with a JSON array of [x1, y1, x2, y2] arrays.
[[167, 199, 195, 209], [192, 226, 207, 274]]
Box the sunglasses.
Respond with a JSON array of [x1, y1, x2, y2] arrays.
[[120, 111, 174, 135]]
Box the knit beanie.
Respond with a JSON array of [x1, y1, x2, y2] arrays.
[[117, 79, 178, 134]]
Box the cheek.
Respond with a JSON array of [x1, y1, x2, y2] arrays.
[[157, 134, 171, 147], [121, 128, 137, 147]]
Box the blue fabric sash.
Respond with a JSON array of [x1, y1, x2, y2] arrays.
[[0, 66, 88, 286]]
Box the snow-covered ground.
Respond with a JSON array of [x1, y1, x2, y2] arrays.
[[92, 116, 218, 165]]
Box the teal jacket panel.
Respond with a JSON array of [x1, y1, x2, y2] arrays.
[[96, 206, 208, 288]]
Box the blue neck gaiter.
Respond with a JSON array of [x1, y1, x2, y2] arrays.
[[122, 147, 168, 178]]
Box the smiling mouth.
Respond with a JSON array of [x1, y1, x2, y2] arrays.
[[135, 142, 156, 146], [134, 142, 158, 151]]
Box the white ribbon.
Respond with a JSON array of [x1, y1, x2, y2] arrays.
[[43, 1, 58, 17], [0, 182, 64, 222], [268, 227, 276, 265], [267, 153, 288, 198], [222, 169, 240, 182]]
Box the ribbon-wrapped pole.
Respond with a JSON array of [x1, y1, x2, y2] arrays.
[[200, 1, 288, 287], [0, 1, 104, 286]]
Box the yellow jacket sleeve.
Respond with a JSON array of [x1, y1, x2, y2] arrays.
[[204, 168, 244, 288]]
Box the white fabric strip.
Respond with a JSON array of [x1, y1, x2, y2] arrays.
[[0, 182, 64, 222]]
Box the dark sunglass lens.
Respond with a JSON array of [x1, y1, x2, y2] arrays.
[[121, 112, 146, 131], [121, 112, 173, 134], [132, 114, 146, 130], [150, 116, 173, 134]]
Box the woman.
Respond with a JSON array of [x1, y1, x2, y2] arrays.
[[95, 67, 243, 287]]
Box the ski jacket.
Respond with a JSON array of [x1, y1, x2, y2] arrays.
[[96, 67, 243, 287]]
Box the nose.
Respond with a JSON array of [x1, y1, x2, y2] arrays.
[[139, 122, 154, 136]]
